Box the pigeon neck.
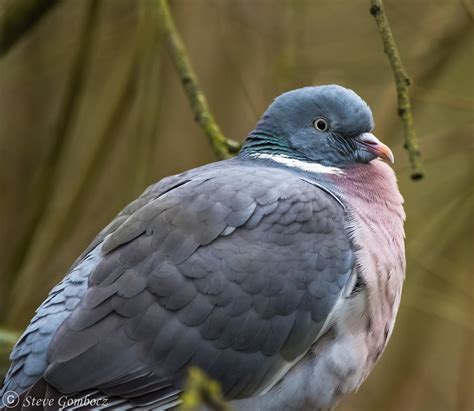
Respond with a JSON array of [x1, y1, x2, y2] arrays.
[[240, 131, 300, 158], [240, 130, 345, 178]]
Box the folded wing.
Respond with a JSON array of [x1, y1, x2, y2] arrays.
[[41, 164, 354, 406]]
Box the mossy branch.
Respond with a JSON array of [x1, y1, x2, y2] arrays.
[[0, 0, 60, 58], [179, 367, 230, 411], [154, 0, 241, 159], [370, 0, 424, 180]]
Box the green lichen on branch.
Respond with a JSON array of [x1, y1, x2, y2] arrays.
[[370, 0, 424, 180], [179, 367, 230, 411], [153, 0, 241, 159]]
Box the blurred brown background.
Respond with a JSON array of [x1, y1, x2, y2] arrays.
[[0, 0, 473, 410]]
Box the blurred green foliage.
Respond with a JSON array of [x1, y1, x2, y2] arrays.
[[0, 1, 472, 410], [180, 367, 229, 411]]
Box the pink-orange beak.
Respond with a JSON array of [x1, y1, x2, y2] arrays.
[[357, 133, 394, 163]]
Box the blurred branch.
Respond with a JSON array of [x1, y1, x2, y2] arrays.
[[179, 367, 230, 411], [0, 329, 18, 349], [3, 0, 100, 319], [462, 0, 474, 19], [0, 329, 19, 366], [38, 60, 136, 272], [0, 0, 60, 57], [369, 0, 424, 180], [411, 85, 474, 112], [457, 311, 473, 410], [154, 0, 241, 159], [134, 0, 162, 190]]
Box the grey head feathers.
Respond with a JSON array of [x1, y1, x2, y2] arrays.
[[241, 85, 380, 166]]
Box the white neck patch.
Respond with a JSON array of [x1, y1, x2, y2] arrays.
[[252, 153, 344, 175]]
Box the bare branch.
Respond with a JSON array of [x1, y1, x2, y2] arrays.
[[370, 0, 424, 180], [154, 0, 241, 159]]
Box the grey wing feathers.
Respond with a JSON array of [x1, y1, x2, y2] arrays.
[[1, 250, 97, 395], [1, 168, 195, 396], [43, 163, 354, 403], [4, 161, 354, 408]]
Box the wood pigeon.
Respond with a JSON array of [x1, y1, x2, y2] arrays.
[[1, 85, 405, 410]]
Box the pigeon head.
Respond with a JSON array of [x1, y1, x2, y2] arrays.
[[242, 85, 393, 167]]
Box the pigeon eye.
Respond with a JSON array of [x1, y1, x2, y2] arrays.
[[313, 118, 329, 132]]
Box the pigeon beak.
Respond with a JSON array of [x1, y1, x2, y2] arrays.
[[356, 133, 394, 163]]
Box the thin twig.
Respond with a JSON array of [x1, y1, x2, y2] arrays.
[[153, 0, 241, 159], [370, 0, 424, 180], [0, 0, 60, 57]]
